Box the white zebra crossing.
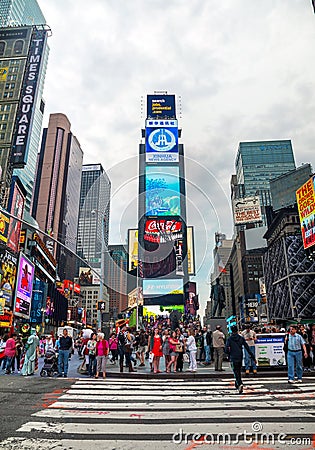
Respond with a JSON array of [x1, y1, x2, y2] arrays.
[[0, 376, 314, 450]]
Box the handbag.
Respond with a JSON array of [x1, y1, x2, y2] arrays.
[[149, 352, 154, 363], [183, 353, 190, 363]]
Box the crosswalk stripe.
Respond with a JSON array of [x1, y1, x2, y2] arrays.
[[16, 420, 315, 435], [33, 407, 314, 420], [47, 399, 315, 409], [2, 377, 314, 450]]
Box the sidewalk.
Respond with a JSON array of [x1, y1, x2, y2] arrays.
[[3, 351, 308, 380]]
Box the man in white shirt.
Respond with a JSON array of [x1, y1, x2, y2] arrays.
[[241, 325, 257, 375]]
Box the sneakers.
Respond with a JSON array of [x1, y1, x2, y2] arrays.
[[296, 379, 302, 383], [238, 384, 243, 394], [288, 380, 295, 384], [245, 370, 250, 376], [253, 370, 257, 375]]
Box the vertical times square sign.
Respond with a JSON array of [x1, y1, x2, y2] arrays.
[[11, 28, 48, 168]]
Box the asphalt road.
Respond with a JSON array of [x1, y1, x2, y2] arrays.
[[0, 376, 73, 442]]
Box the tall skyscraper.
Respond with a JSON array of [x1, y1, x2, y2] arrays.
[[235, 140, 296, 198], [76, 164, 111, 276], [106, 244, 128, 316], [235, 140, 296, 227], [0, 0, 49, 213], [32, 113, 83, 280], [137, 93, 190, 313], [0, 0, 46, 26]]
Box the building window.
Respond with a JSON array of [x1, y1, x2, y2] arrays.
[[0, 114, 9, 120], [0, 105, 10, 112], [3, 92, 13, 98], [5, 83, 15, 90], [0, 124, 7, 131], [0, 133, 5, 140], [0, 41, 5, 56], [13, 40, 24, 55]]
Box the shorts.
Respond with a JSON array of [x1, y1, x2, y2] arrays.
[[138, 346, 146, 353], [170, 351, 178, 357]]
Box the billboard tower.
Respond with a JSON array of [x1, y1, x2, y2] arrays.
[[138, 93, 190, 310]]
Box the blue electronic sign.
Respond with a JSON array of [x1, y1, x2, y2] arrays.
[[145, 120, 178, 163]]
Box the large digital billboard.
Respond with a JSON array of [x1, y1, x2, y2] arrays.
[[147, 94, 176, 119], [144, 219, 182, 243], [143, 279, 183, 296], [145, 120, 178, 163], [0, 249, 18, 308], [0, 211, 10, 245], [128, 229, 138, 271], [145, 166, 180, 216], [296, 176, 315, 250], [14, 253, 35, 319], [7, 179, 25, 252]]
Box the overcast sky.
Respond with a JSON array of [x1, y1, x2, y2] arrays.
[[37, 0, 315, 310]]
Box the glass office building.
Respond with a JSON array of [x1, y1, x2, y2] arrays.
[[76, 164, 111, 270], [235, 140, 296, 198], [0, 0, 45, 26]]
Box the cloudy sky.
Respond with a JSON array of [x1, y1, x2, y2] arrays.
[[37, 0, 315, 310]]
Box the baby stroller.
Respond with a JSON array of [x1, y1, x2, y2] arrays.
[[40, 349, 59, 377]]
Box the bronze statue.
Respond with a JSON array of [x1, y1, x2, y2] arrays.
[[210, 278, 226, 317]]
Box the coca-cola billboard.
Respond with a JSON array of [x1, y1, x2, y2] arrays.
[[144, 219, 182, 243]]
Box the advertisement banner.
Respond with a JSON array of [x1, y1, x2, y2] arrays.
[[232, 196, 262, 225], [187, 226, 195, 276], [0, 67, 9, 82], [296, 175, 315, 250], [11, 28, 47, 168], [143, 278, 183, 296], [144, 219, 182, 243], [255, 334, 286, 367], [14, 253, 35, 319], [147, 94, 176, 119], [128, 229, 138, 271], [29, 278, 46, 324], [0, 249, 18, 308], [145, 166, 180, 216], [0, 311, 13, 328], [145, 120, 179, 163], [0, 211, 10, 244], [78, 267, 99, 285], [7, 180, 25, 252], [244, 298, 259, 323]]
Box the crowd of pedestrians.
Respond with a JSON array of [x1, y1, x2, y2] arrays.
[[1, 319, 314, 384]]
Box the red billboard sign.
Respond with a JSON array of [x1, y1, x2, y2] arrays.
[[144, 219, 182, 243]]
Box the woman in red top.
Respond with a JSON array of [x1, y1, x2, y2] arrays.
[[152, 328, 163, 374], [166, 331, 179, 373], [95, 333, 109, 379]]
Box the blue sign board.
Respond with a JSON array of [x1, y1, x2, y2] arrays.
[[145, 120, 178, 163]]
